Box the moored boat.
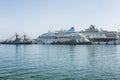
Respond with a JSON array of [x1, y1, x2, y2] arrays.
[[0, 34, 32, 44]]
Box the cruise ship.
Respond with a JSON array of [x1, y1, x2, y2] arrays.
[[37, 27, 91, 44], [80, 25, 120, 45], [80, 25, 117, 42]]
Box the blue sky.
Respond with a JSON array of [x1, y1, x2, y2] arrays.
[[0, 0, 120, 39]]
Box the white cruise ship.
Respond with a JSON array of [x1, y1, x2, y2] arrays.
[[80, 25, 117, 42], [37, 27, 91, 44]]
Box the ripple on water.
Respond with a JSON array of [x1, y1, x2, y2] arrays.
[[0, 45, 120, 80]]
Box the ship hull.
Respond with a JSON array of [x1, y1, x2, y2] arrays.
[[0, 42, 32, 44], [51, 40, 92, 45], [51, 42, 92, 45]]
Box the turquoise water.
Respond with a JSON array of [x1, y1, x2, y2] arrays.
[[0, 45, 120, 80]]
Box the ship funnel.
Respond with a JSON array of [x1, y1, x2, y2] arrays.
[[68, 27, 75, 32]]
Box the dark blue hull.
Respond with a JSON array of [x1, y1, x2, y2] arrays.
[[51, 40, 92, 45]]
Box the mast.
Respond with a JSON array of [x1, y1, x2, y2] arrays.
[[15, 33, 19, 40]]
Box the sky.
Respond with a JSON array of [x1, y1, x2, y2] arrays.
[[0, 0, 120, 39]]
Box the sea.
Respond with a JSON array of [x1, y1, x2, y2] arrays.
[[0, 44, 120, 80]]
